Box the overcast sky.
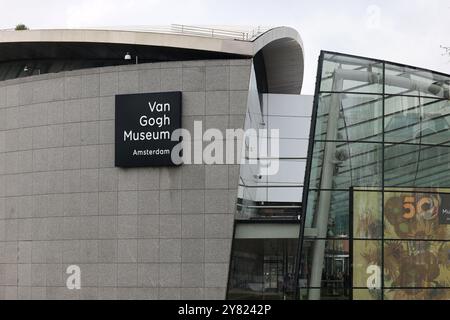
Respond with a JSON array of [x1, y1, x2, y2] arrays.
[[0, 0, 448, 94]]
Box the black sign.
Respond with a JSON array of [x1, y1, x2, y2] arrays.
[[115, 91, 182, 167]]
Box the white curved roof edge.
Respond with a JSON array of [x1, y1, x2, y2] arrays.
[[0, 26, 303, 57], [251, 26, 304, 56], [77, 25, 273, 41], [0, 26, 305, 93]]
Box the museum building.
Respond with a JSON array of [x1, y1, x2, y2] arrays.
[[0, 25, 448, 300]]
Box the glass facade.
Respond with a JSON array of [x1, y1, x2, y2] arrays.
[[228, 238, 298, 300], [299, 51, 450, 300], [236, 65, 311, 220], [227, 63, 311, 300]]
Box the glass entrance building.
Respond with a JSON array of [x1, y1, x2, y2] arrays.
[[297, 51, 450, 300]]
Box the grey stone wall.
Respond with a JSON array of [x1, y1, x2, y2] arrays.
[[0, 59, 252, 299]]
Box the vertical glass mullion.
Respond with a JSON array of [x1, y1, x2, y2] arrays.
[[349, 187, 354, 300], [381, 62, 385, 300]]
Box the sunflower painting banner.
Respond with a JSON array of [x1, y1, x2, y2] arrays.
[[383, 189, 450, 240], [352, 188, 450, 300]]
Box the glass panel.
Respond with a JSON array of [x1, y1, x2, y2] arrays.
[[353, 240, 382, 289], [308, 140, 324, 189], [329, 190, 350, 237], [383, 190, 450, 240], [237, 187, 302, 218], [384, 96, 450, 145], [268, 116, 310, 139], [267, 186, 303, 203], [383, 241, 450, 288], [383, 289, 450, 300], [299, 239, 350, 300], [227, 238, 298, 300], [316, 93, 383, 142], [264, 94, 313, 117], [320, 53, 383, 94], [353, 190, 383, 239], [384, 144, 450, 187], [267, 159, 306, 185], [239, 162, 261, 187], [237, 158, 304, 217], [309, 141, 383, 190], [385, 63, 450, 98], [278, 138, 309, 158], [305, 189, 350, 237], [384, 96, 450, 117]]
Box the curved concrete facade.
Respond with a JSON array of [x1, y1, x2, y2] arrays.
[[0, 59, 252, 299], [252, 27, 304, 94]]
